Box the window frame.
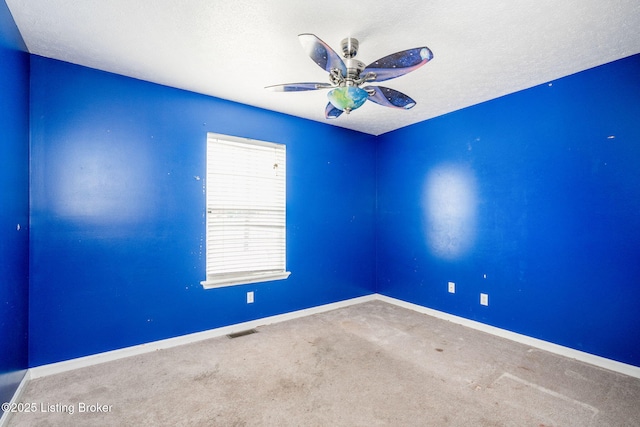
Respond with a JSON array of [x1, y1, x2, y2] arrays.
[[200, 133, 290, 289]]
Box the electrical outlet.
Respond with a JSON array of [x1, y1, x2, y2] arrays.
[[448, 281, 455, 293], [480, 293, 488, 306], [247, 291, 254, 304]]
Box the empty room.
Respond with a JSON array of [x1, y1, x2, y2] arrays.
[[1, 1, 640, 425]]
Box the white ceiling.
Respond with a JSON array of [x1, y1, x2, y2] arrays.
[[6, 0, 640, 135]]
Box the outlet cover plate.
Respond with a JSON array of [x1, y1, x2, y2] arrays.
[[480, 293, 488, 306]]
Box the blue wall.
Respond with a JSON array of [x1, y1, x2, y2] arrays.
[[0, 0, 30, 408], [376, 54, 640, 366], [29, 57, 377, 366]]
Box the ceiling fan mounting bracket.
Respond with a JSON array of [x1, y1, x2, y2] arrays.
[[329, 68, 344, 86], [341, 37, 359, 58]]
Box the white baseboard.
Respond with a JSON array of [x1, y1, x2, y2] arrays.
[[376, 294, 640, 379], [27, 292, 640, 381], [29, 294, 378, 379], [0, 370, 30, 427]]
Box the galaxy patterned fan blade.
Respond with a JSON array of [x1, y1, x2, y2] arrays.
[[366, 86, 417, 109], [325, 102, 343, 119], [299, 33, 347, 76], [265, 82, 333, 92], [363, 47, 433, 82]]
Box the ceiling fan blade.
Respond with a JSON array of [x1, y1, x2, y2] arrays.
[[299, 33, 347, 76], [366, 86, 417, 109], [363, 47, 433, 82], [325, 102, 343, 119], [265, 82, 333, 92]]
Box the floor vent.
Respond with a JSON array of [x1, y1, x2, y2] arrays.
[[227, 329, 258, 339]]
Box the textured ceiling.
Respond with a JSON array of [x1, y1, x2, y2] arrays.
[[6, 0, 640, 135]]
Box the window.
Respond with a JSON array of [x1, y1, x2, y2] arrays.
[[201, 133, 290, 289]]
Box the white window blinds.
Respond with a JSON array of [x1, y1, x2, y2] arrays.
[[201, 134, 290, 288]]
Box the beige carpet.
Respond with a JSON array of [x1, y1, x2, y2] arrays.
[[7, 301, 640, 426]]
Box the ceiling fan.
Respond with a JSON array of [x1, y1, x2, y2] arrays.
[[266, 34, 433, 119]]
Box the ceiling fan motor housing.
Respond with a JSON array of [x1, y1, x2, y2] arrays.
[[344, 58, 365, 83]]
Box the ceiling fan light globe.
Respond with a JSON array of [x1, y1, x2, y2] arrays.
[[327, 86, 369, 112]]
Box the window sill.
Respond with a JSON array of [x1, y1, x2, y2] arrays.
[[200, 271, 291, 289]]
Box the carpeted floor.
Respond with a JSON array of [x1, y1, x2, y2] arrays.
[[7, 300, 640, 426]]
